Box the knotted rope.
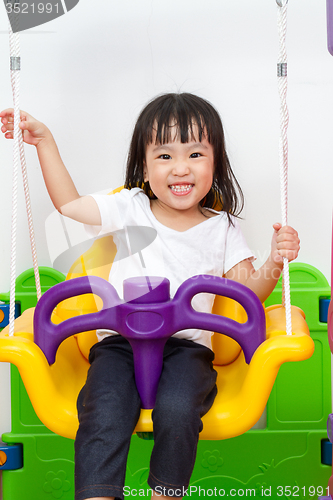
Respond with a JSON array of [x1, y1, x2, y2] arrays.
[[277, 0, 292, 336], [8, 21, 41, 336]]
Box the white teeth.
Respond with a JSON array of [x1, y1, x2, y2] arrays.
[[170, 184, 193, 193]]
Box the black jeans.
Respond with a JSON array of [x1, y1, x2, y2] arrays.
[[75, 336, 217, 500]]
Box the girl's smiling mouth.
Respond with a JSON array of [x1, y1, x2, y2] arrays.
[[169, 184, 194, 195]]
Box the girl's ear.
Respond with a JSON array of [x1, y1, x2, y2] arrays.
[[143, 162, 148, 183]]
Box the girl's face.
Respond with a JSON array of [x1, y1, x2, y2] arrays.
[[144, 130, 214, 215]]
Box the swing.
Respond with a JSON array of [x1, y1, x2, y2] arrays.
[[0, 236, 313, 441], [0, 0, 314, 441]]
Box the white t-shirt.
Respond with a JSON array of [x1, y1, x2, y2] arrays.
[[86, 188, 255, 349]]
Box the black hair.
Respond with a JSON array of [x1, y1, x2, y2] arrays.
[[124, 92, 244, 221]]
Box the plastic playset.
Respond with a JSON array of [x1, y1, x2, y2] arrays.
[[0, 261, 331, 499]]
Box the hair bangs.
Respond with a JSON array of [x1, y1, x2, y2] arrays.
[[145, 97, 210, 147]]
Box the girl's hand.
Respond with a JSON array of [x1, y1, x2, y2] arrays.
[[271, 223, 300, 265], [0, 108, 50, 147]]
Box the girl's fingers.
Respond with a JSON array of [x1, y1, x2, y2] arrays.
[[1, 118, 30, 134], [276, 239, 300, 261], [0, 108, 14, 117], [273, 224, 297, 234], [0, 112, 15, 125], [1, 121, 14, 131], [275, 226, 299, 243], [0, 109, 29, 124], [276, 233, 299, 244], [276, 242, 300, 252], [272, 224, 300, 263]]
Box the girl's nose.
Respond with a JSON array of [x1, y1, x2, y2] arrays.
[[172, 161, 190, 176]]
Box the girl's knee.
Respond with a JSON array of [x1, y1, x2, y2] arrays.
[[153, 395, 201, 429]]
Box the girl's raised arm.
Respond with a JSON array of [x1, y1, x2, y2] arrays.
[[0, 109, 101, 225]]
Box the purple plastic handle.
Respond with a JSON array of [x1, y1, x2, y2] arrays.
[[172, 276, 265, 364], [34, 275, 266, 408]]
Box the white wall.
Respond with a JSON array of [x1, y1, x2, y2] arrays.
[[0, 0, 332, 440]]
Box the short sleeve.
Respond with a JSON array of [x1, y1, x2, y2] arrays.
[[224, 218, 255, 274], [84, 190, 130, 237]]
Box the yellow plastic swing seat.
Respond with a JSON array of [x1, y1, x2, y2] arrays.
[[0, 232, 314, 441]]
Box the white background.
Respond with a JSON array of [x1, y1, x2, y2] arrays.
[[0, 0, 332, 448]]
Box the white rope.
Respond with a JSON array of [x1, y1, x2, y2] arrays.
[[8, 22, 41, 336], [277, 0, 292, 336], [8, 25, 19, 337]]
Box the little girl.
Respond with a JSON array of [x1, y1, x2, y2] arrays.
[[1, 93, 300, 500]]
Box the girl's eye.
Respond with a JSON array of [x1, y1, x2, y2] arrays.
[[158, 154, 171, 160], [190, 152, 202, 158]]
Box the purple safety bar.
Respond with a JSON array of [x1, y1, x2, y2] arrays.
[[34, 275, 266, 409]]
